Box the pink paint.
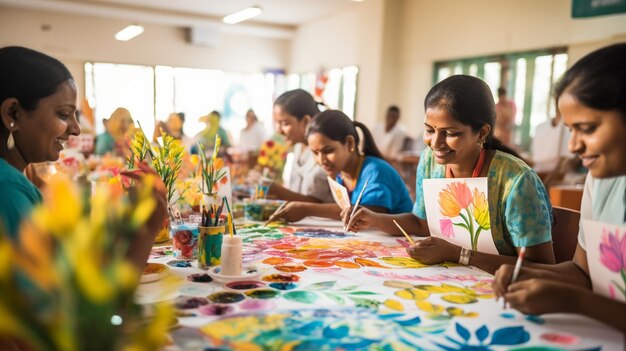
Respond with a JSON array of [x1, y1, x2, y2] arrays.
[[312, 267, 342, 273], [540, 333, 579, 345], [198, 304, 235, 316], [363, 270, 493, 283], [239, 299, 276, 310]]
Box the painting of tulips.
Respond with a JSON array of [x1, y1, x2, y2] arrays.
[[583, 220, 626, 302], [423, 178, 498, 254]]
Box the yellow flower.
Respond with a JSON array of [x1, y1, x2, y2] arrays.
[[439, 187, 461, 217], [472, 188, 490, 229], [32, 175, 81, 237]]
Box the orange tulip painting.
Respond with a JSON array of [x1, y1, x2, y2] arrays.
[[437, 181, 491, 251]]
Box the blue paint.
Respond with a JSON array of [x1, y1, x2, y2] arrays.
[[167, 260, 192, 268], [500, 313, 516, 319], [269, 282, 297, 290], [293, 228, 352, 238], [525, 315, 545, 325]]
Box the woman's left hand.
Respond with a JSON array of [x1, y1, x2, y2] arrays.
[[270, 201, 307, 222], [406, 236, 461, 265]]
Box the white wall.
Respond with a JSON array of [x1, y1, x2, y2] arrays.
[[396, 0, 626, 137], [289, 0, 386, 129], [0, 7, 290, 98]]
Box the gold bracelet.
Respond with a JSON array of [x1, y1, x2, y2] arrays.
[[458, 247, 471, 265]]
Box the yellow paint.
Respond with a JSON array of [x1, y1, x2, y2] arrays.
[[441, 294, 478, 304], [383, 299, 405, 311], [395, 288, 430, 301], [383, 280, 414, 289]]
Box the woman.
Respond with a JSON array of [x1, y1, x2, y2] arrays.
[[272, 110, 412, 222], [266, 89, 333, 204], [94, 106, 133, 156], [493, 43, 626, 332], [0, 46, 165, 270], [345, 75, 554, 273]]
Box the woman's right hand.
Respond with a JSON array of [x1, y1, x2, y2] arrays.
[[341, 206, 378, 232]]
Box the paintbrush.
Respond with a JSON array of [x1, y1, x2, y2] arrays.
[[510, 246, 527, 284], [264, 201, 287, 227], [345, 178, 369, 232], [393, 219, 415, 245]]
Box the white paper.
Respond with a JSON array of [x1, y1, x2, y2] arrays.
[[327, 176, 351, 210]]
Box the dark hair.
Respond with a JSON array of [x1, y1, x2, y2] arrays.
[[555, 43, 626, 123], [306, 110, 383, 159], [177, 112, 185, 122], [497, 87, 506, 96], [0, 46, 73, 112], [274, 89, 320, 121], [388, 105, 400, 114], [425, 75, 520, 158]]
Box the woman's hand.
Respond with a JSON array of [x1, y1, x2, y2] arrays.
[[405, 236, 461, 265], [502, 278, 579, 315], [269, 201, 307, 222], [342, 206, 379, 232]]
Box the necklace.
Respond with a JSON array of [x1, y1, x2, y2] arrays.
[[341, 155, 364, 192], [445, 149, 486, 178]]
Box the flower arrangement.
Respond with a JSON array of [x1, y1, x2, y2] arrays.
[[198, 135, 227, 196], [0, 175, 173, 351], [599, 228, 626, 300], [438, 181, 490, 250]]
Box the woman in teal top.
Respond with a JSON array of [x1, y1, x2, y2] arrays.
[[494, 43, 626, 332], [345, 75, 555, 274], [271, 110, 412, 222], [413, 147, 552, 256]]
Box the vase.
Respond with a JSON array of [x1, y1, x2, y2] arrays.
[[197, 225, 225, 269], [171, 221, 200, 259]]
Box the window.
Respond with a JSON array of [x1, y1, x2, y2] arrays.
[[86, 63, 287, 144], [293, 65, 359, 119], [434, 48, 567, 150]]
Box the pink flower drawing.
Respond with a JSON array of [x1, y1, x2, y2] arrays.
[[439, 219, 455, 238], [599, 228, 626, 300]]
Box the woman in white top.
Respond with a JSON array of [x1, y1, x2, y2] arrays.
[[239, 109, 267, 167], [268, 89, 333, 203]]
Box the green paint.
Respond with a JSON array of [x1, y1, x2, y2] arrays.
[[207, 292, 245, 304], [283, 291, 319, 304], [245, 289, 280, 299]]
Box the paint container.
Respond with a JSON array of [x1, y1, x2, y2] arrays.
[[171, 222, 200, 259], [244, 199, 285, 221], [220, 235, 243, 276], [197, 225, 225, 269]]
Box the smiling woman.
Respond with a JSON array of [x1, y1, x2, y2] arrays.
[[0, 46, 80, 239]]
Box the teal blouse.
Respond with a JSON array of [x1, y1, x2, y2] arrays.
[[0, 158, 43, 239], [413, 148, 553, 256]]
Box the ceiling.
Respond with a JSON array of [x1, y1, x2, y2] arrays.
[[0, 0, 365, 38]]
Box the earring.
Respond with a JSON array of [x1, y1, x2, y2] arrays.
[[7, 122, 14, 151]]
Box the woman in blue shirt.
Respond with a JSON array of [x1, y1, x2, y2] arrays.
[[271, 110, 412, 222]]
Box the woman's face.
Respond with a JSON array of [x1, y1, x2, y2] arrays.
[[559, 92, 626, 178], [273, 104, 308, 145], [15, 80, 80, 163], [308, 132, 353, 178], [423, 107, 485, 166]]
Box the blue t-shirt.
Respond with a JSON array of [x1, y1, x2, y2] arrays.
[[0, 158, 43, 239], [336, 156, 413, 214]]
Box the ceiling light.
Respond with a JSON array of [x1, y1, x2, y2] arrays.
[[115, 25, 144, 41], [223, 6, 262, 24]]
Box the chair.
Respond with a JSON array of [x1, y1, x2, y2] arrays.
[[551, 206, 581, 263]]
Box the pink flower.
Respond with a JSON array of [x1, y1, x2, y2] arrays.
[[439, 219, 455, 238], [599, 229, 626, 273]]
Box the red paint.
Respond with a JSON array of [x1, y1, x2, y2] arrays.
[[262, 274, 301, 282], [275, 265, 307, 272], [335, 261, 361, 269], [262, 257, 293, 265], [540, 333, 579, 345], [303, 260, 335, 267]]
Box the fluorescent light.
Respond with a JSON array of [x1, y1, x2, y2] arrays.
[[115, 25, 144, 41], [223, 6, 262, 24]]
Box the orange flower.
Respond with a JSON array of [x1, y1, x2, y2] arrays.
[[449, 182, 472, 209], [439, 188, 461, 217]]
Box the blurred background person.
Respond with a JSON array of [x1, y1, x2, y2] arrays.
[[239, 109, 267, 168], [94, 107, 134, 156], [494, 87, 517, 149]]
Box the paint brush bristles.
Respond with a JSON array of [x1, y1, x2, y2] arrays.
[[393, 219, 415, 245], [510, 246, 527, 284], [265, 201, 287, 227]]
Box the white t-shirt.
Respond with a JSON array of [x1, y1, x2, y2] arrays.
[[531, 120, 571, 173], [286, 143, 333, 203], [373, 123, 407, 160], [239, 122, 267, 153], [578, 174, 626, 249]]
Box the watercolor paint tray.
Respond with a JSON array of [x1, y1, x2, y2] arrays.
[[140, 262, 170, 283], [208, 265, 260, 283]]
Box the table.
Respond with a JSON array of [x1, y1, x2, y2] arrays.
[[549, 185, 584, 211], [138, 217, 624, 350]]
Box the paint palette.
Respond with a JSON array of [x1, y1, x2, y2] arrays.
[[140, 262, 170, 283], [208, 265, 260, 283]]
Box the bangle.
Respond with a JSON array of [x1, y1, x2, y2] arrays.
[[458, 247, 471, 265]]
